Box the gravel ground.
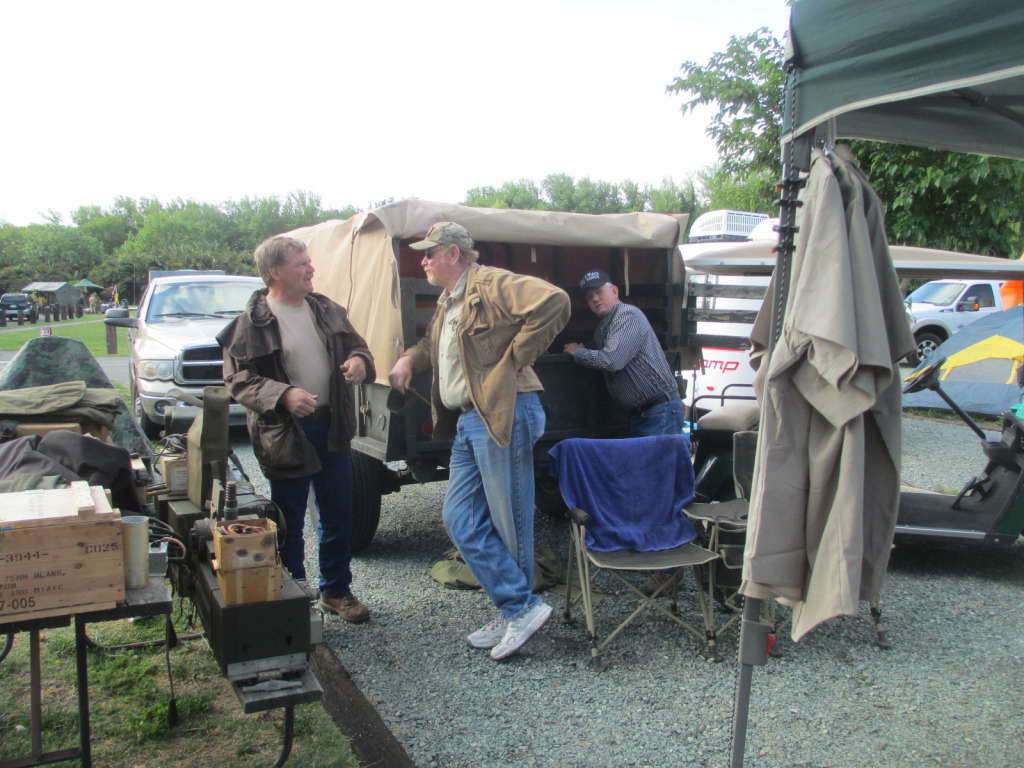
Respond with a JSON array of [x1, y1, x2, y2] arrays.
[[233, 415, 1024, 768]]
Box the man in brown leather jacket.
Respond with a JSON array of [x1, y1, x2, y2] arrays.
[[218, 236, 375, 623]]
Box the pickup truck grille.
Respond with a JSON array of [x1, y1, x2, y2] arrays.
[[177, 343, 224, 384]]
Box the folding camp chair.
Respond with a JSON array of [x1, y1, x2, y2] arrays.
[[688, 425, 892, 650], [684, 429, 762, 646], [548, 435, 720, 671], [686, 429, 756, 618]]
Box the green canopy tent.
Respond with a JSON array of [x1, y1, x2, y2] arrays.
[[731, 2, 1024, 766], [74, 278, 103, 291], [781, 0, 1024, 161]]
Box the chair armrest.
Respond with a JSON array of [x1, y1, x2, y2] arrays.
[[565, 507, 591, 526]]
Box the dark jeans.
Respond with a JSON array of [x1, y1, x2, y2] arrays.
[[628, 396, 686, 437], [269, 415, 353, 598]]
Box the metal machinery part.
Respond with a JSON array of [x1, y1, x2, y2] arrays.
[[154, 387, 322, 764]]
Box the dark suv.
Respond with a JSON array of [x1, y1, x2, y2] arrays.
[[1, 293, 35, 321]]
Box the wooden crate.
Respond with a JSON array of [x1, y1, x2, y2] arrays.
[[213, 562, 282, 605], [158, 455, 189, 494], [213, 518, 279, 571], [0, 482, 125, 623], [15, 422, 83, 437]]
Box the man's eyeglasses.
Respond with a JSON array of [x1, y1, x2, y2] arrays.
[[424, 246, 447, 259]]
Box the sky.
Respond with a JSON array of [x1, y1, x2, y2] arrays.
[[0, 0, 791, 227]]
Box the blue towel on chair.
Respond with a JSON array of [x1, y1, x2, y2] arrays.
[[548, 435, 697, 552]]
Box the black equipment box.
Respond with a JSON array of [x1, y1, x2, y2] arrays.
[[192, 555, 312, 677]]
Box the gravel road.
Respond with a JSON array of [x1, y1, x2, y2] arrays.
[[233, 414, 1024, 768]]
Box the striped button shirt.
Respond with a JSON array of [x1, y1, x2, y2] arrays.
[[572, 301, 676, 410]]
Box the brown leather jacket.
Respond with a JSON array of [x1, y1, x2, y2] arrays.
[[218, 289, 374, 479]]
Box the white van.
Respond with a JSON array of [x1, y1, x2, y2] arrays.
[[680, 212, 773, 412]]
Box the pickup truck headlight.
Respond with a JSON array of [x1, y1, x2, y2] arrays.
[[136, 360, 175, 380]]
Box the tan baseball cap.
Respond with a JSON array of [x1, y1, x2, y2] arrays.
[[409, 221, 475, 250]]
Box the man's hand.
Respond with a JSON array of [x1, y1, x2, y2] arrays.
[[563, 342, 584, 355], [388, 356, 414, 394], [281, 387, 319, 418], [340, 356, 367, 385]]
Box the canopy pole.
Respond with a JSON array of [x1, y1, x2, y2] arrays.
[[729, 122, 814, 768]]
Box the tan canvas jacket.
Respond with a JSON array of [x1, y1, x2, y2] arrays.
[[405, 264, 570, 448]]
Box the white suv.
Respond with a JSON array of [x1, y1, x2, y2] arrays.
[[104, 272, 264, 437]]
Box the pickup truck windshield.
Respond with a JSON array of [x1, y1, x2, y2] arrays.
[[146, 282, 257, 323], [906, 282, 965, 306]]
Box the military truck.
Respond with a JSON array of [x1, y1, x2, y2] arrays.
[[285, 200, 692, 551]]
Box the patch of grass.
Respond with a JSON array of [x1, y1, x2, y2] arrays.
[[0, 600, 359, 768], [0, 316, 131, 357]]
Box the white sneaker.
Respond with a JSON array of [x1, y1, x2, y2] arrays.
[[466, 616, 508, 649], [489, 602, 553, 660]]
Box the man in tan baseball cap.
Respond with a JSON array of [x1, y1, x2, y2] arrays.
[[390, 221, 570, 660], [409, 221, 476, 251]]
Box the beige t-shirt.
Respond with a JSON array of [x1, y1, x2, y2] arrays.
[[438, 271, 472, 411], [267, 296, 332, 403]]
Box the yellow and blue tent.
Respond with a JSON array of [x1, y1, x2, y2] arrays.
[[903, 306, 1024, 416]]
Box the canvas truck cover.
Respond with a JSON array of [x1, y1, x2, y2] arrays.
[[284, 199, 686, 385]]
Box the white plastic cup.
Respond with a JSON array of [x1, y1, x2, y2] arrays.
[[121, 515, 150, 589]]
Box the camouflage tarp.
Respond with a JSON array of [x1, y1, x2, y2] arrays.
[[0, 337, 151, 459]]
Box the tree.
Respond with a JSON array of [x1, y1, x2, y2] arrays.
[[0, 223, 32, 293], [858, 146, 1024, 257], [23, 224, 104, 280], [542, 174, 626, 214], [462, 175, 698, 216], [0, 224, 26, 270], [463, 180, 545, 210], [224, 191, 358, 253], [667, 28, 786, 179], [646, 178, 701, 216], [667, 27, 1024, 256], [696, 164, 776, 214], [71, 205, 133, 255]]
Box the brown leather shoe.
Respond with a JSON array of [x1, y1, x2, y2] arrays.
[[320, 592, 370, 623]]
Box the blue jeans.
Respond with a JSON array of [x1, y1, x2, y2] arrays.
[[628, 396, 686, 437], [269, 416, 354, 599], [443, 392, 545, 622]]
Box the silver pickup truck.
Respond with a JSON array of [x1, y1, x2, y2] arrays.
[[104, 272, 264, 437]]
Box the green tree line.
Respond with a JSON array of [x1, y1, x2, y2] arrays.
[[463, 174, 700, 216], [0, 192, 359, 298], [0, 178, 704, 298]]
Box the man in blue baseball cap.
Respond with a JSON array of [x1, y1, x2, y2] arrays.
[[564, 270, 685, 436]]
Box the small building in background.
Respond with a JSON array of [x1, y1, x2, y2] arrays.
[[22, 281, 81, 308]]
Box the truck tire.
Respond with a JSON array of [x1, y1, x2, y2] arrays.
[[910, 331, 944, 367], [350, 452, 383, 553], [534, 475, 566, 516]]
